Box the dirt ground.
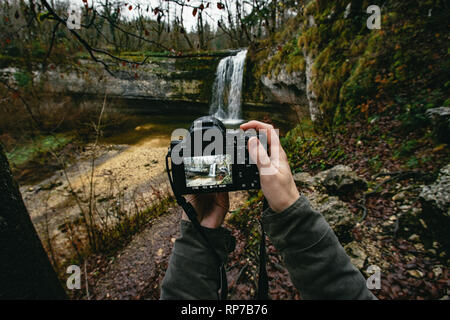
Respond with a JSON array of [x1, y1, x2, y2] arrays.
[[20, 136, 170, 265], [81, 191, 253, 300]]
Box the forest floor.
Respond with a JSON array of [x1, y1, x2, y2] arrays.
[[80, 191, 266, 300], [17, 113, 449, 300]]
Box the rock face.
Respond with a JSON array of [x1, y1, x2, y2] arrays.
[[256, 54, 320, 122], [260, 67, 308, 106], [420, 165, 450, 248], [426, 107, 450, 143], [1, 55, 225, 104], [246, 13, 322, 122], [314, 165, 367, 195], [305, 192, 356, 243]]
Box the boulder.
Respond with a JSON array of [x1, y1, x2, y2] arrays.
[[420, 165, 450, 217], [305, 192, 356, 243], [426, 107, 450, 143], [420, 165, 450, 249], [293, 172, 316, 187], [314, 165, 367, 195]]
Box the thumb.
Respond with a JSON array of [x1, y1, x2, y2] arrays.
[[248, 136, 271, 169]]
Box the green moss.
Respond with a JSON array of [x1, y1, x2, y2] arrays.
[[6, 134, 73, 168]]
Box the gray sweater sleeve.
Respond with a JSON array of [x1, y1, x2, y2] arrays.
[[160, 220, 235, 300], [262, 195, 376, 300]]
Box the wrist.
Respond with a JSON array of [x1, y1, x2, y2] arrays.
[[271, 186, 300, 213], [200, 217, 222, 229], [182, 214, 222, 229]]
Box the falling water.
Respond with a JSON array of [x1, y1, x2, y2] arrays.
[[209, 163, 217, 177], [209, 49, 248, 124]]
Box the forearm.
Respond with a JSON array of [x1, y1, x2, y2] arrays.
[[262, 196, 376, 300], [160, 220, 234, 300]]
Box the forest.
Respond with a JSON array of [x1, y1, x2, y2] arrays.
[[0, 0, 449, 301]]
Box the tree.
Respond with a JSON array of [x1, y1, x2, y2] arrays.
[[0, 145, 67, 299]]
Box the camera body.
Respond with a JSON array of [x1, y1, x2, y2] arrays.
[[168, 116, 261, 195]]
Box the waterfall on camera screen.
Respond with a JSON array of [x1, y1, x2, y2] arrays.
[[209, 49, 248, 124], [209, 163, 217, 177]]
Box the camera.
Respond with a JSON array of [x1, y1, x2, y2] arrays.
[[167, 116, 263, 195]]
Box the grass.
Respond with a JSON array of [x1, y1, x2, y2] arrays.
[[6, 133, 73, 168]]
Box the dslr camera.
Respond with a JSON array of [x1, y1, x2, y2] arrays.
[[167, 116, 263, 195]]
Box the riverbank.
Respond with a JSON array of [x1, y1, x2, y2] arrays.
[[21, 135, 169, 269]]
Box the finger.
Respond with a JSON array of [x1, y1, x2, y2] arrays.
[[240, 120, 274, 131], [240, 120, 281, 153], [266, 128, 282, 163], [248, 136, 271, 169]]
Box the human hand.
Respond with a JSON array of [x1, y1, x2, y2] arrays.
[[183, 193, 230, 229], [240, 121, 300, 213]]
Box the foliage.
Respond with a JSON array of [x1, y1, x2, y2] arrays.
[[5, 134, 72, 168], [91, 196, 175, 254], [251, 0, 449, 135]]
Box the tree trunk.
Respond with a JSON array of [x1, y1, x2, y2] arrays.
[[0, 145, 67, 299]]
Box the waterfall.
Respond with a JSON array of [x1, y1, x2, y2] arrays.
[[209, 163, 217, 177], [209, 49, 248, 124]]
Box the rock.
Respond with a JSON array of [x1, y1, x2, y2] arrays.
[[306, 192, 356, 243], [407, 270, 424, 278], [314, 165, 367, 195], [432, 266, 443, 278], [392, 191, 406, 202], [420, 165, 450, 249], [426, 107, 450, 143], [344, 241, 367, 270], [260, 67, 308, 106], [399, 205, 411, 212], [1, 55, 225, 104], [420, 165, 450, 217], [419, 218, 428, 229], [293, 172, 316, 187], [40, 180, 63, 191]]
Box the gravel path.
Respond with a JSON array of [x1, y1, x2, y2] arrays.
[[87, 192, 249, 300], [91, 206, 182, 300]]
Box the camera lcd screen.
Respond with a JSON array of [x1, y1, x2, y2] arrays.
[[183, 154, 233, 188]]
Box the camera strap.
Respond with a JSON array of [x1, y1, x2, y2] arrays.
[[256, 199, 269, 300]]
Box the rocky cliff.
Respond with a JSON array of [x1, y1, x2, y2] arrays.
[[1, 54, 228, 104]]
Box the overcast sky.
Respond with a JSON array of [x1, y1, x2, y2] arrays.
[[62, 0, 249, 32]]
